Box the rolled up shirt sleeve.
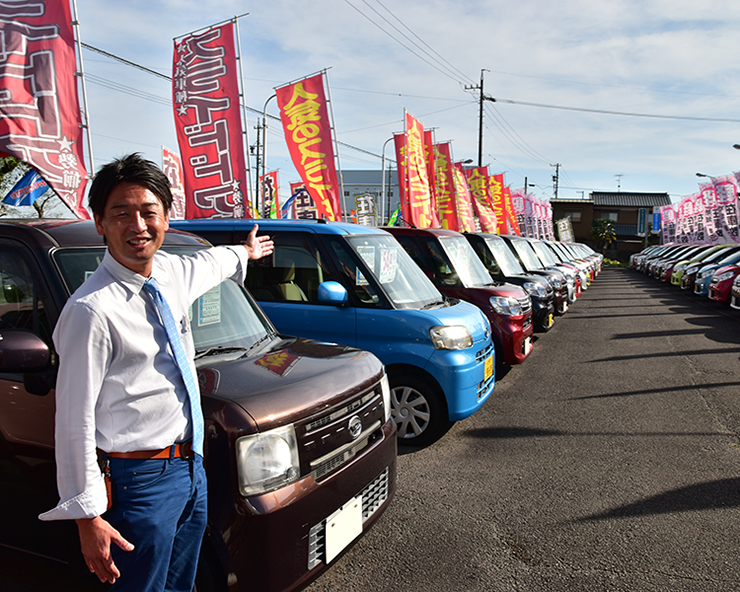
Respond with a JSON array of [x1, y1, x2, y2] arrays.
[[40, 300, 111, 521]]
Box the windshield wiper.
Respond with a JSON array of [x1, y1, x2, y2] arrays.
[[244, 333, 274, 356], [194, 345, 248, 360], [421, 299, 447, 310]]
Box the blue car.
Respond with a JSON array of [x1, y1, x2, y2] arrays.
[[172, 219, 495, 446]]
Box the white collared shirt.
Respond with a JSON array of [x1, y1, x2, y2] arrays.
[[39, 245, 249, 521]]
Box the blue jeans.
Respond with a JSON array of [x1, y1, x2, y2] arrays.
[[105, 453, 207, 592]]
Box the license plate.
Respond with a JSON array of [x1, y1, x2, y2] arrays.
[[548, 313, 554, 327], [524, 336, 532, 354], [484, 354, 493, 380], [325, 495, 363, 563]]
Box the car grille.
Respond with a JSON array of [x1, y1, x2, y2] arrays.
[[307, 467, 390, 569], [476, 343, 495, 400], [518, 296, 532, 315], [297, 384, 385, 482]]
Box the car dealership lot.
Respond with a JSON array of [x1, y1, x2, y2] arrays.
[[5, 265, 740, 591]]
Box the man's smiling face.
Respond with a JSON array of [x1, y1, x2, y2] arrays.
[[94, 182, 169, 277]]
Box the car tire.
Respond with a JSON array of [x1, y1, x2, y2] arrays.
[[388, 373, 450, 447]]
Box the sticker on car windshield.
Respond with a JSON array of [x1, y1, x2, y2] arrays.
[[198, 285, 221, 326], [379, 248, 397, 283], [357, 246, 375, 271]]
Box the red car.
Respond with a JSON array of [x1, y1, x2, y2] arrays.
[[707, 265, 740, 303], [385, 227, 534, 366]]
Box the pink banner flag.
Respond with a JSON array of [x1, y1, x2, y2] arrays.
[[173, 22, 249, 218], [0, 0, 89, 218], [405, 112, 434, 228], [711, 175, 740, 243], [434, 142, 459, 231]]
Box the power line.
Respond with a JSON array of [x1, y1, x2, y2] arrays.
[[494, 97, 740, 124]]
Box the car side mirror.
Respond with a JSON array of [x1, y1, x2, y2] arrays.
[[317, 281, 348, 305], [0, 329, 51, 373]]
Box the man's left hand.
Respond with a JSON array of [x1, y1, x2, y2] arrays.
[[244, 225, 274, 260]]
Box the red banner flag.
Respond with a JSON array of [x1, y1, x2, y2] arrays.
[[434, 143, 459, 231], [276, 74, 342, 221], [173, 22, 248, 219], [0, 0, 89, 218], [405, 112, 434, 228], [161, 146, 186, 220], [506, 186, 522, 236], [423, 130, 440, 227], [453, 163, 476, 232], [290, 181, 318, 219], [465, 167, 497, 233], [393, 133, 408, 223], [489, 174, 507, 234]]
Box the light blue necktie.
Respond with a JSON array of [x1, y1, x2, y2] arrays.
[[143, 277, 204, 457]]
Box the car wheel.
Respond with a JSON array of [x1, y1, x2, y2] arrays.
[[388, 374, 449, 447]]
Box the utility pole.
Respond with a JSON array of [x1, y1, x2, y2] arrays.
[[465, 69, 488, 167], [551, 163, 560, 200]]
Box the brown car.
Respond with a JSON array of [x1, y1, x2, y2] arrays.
[[0, 219, 397, 592]]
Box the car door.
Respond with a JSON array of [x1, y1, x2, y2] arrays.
[[245, 232, 358, 347], [0, 238, 82, 564]]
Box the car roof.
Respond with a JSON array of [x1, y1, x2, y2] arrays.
[[383, 226, 462, 238], [170, 218, 390, 237], [0, 219, 207, 248]]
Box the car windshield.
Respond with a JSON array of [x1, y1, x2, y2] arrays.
[[437, 236, 494, 288], [52, 246, 272, 353], [510, 239, 544, 270], [344, 234, 443, 309], [531, 241, 559, 266], [483, 237, 526, 275], [717, 249, 740, 266]]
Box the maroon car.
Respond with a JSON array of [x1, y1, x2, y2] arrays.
[[0, 219, 396, 592], [385, 227, 533, 366]]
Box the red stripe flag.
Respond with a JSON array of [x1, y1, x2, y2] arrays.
[[276, 73, 342, 221], [173, 22, 249, 219], [0, 0, 89, 218]]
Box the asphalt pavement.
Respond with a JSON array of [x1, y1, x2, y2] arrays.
[[4, 266, 740, 591], [305, 266, 740, 592]]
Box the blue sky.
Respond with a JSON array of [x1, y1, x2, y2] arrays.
[[75, 0, 740, 205]]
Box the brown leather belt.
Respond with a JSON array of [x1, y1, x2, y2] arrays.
[[106, 442, 193, 460]]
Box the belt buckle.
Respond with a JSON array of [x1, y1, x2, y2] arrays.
[[180, 441, 194, 459]]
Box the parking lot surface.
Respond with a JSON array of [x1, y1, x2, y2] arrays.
[[4, 266, 740, 591], [305, 266, 740, 592]]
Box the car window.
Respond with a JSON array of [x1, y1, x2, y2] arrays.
[[246, 233, 338, 304], [0, 240, 53, 346]]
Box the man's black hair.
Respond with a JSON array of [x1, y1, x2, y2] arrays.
[[88, 153, 173, 218]]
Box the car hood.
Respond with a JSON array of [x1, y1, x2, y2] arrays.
[[196, 336, 383, 432]]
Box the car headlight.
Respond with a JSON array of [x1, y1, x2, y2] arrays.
[[429, 325, 473, 350], [697, 269, 713, 279], [236, 425, 300, 496], [715, 271, 736, 282], [490, 295, 524, 316], [685, 265, 699, 275], [523, 281, 547, 298], [380, 373, 391, 423], [674, 264, 686, 272]]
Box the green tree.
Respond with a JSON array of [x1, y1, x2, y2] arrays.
[[591, 218, 616, 253]]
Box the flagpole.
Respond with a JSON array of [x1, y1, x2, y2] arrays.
[[233, 16, 254, 217], [322, 69, 346, 221], [71, 0, 95, 178]]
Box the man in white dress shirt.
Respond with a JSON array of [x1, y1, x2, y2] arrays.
[[40, 153, 273, 591]]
